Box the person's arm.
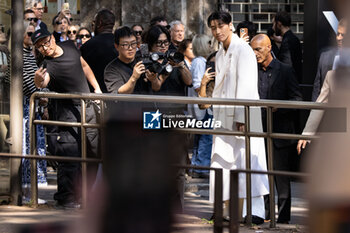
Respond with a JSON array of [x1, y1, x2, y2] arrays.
[[118, 61, 145, 94], [177, 61, 192, 86], [198, 67, 215, 109], [297, 71, 333, 154], [34, 67, 50, 88], [80, 57, 102, 93]]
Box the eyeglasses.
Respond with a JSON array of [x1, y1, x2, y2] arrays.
[[55, 21, 62, 25], [119, 41, 138, 50], [155, 40, 170, 47], [68, 30, 77, 35], [26, 17, 38, 23], [78, 34, 91, 39], [35, 36, 52, 50], [133, 30, 142, 35], [27, 32, 33, 37]]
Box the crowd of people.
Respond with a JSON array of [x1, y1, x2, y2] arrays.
[[0, 0, 346, 225]]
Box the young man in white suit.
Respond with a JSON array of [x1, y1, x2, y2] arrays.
[[207, 11, 269, 224]]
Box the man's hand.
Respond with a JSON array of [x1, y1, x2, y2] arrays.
[[94, 88, 102, 94], [297, 140, 310, 155], [145, 70, 157, 82], [132, 61, 146, 80], [236, 122, 245, 132], [34, 67, 47, 88]]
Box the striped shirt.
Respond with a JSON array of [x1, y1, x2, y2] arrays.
[[23, 47, 39, 97]]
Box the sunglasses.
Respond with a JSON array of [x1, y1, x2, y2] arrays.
[[26, 17, 38, 23], [55, 21, 62, 25], [78, 34, 91, 39], [27, 32, 33, 37], [133, 30, 142, 35], [68, 30, 77, 35]]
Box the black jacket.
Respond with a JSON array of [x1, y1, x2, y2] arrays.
[[311, 48, 337, 101], [277, 30, 303, 83], [259, 59, 303, 148]]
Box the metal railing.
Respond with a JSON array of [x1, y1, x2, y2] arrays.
[[22, 92, 325, 232]]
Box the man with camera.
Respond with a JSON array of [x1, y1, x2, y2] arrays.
[[104, 26, 161, 94]]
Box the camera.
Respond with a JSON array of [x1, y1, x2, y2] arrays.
[[136, 50, 184, 75]]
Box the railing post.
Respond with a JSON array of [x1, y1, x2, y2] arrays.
[[81, 100, 87, 208], [267, 107, 276, 228], [29, 97, 38, 207], [244, 106, 252, 225], [229, 170, 239, 233], [214, 168, 223, 233]]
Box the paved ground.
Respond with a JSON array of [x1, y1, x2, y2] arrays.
[[0, 172, 308, 233]]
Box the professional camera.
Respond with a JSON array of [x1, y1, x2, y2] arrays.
[[136, 52, 173, 74], [166, 50, 184, 64]]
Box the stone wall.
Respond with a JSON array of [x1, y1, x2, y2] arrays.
[[80, 0, 217, 38]]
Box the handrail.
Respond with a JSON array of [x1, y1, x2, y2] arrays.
[[24, 91, 332, 232]]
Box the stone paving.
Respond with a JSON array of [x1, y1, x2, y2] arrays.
[[0, 173, 309, 233]]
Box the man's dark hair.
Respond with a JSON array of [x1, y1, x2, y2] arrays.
[[236, 21, 257, 40], [150, 16, 167, 27], [114, 26, 136, 45], [274, 11, 291, 27], [131, 24, 144, 31], [144, 25, 171, 51], [177, 38, 192, 54], [95, 9, 115, 32], [207, 11, 231, 27], [24, 9, 35, 15]]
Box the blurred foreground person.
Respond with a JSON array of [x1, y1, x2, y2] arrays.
[[32, 27, 101, 208], [251, 34, 302, 223], [207, 11, 269, 223]]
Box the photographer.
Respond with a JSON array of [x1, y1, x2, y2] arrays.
[[143, 25, 192, 102], [104, 26, 161, 94]]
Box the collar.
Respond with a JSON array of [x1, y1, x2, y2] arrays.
[[259, 58, 276, 71]]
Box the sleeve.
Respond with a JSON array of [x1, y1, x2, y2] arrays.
[[302, 71, 332, 135], [190, 58, 206, 89], [234, 45, 259, 123], [104, 62, 126, 94], [287, 66, 303, 101], [277, 39, 293, 66], [311, 52, 325, 101]]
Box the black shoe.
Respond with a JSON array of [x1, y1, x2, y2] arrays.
[[56, 201, 81, 210], [244, 215, 264, 225]]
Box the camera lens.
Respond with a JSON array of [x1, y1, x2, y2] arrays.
[[151, 53, 159, 61]]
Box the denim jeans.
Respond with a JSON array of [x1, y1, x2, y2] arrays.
[[191, 112, 213, 174]]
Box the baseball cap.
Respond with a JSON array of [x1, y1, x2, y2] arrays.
[[31, 27, 51, 45]]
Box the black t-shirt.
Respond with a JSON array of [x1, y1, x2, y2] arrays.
[[46, 40, 90, 94], [80, 33, 118, 93], [156, 67, 187, 112], [104, 58, 152, 94]]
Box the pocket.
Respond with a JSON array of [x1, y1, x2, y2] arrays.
[[56, 131, 80, 157]]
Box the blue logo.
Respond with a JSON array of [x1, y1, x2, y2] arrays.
[[143, 110, 162, 129]]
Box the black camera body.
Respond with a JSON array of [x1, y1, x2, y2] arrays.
[[136, 49, 184, 74]]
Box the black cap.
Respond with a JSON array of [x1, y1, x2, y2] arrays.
[[31, 28, 51, 45]]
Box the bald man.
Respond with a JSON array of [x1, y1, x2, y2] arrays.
[[251, 34, 302, 223]]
